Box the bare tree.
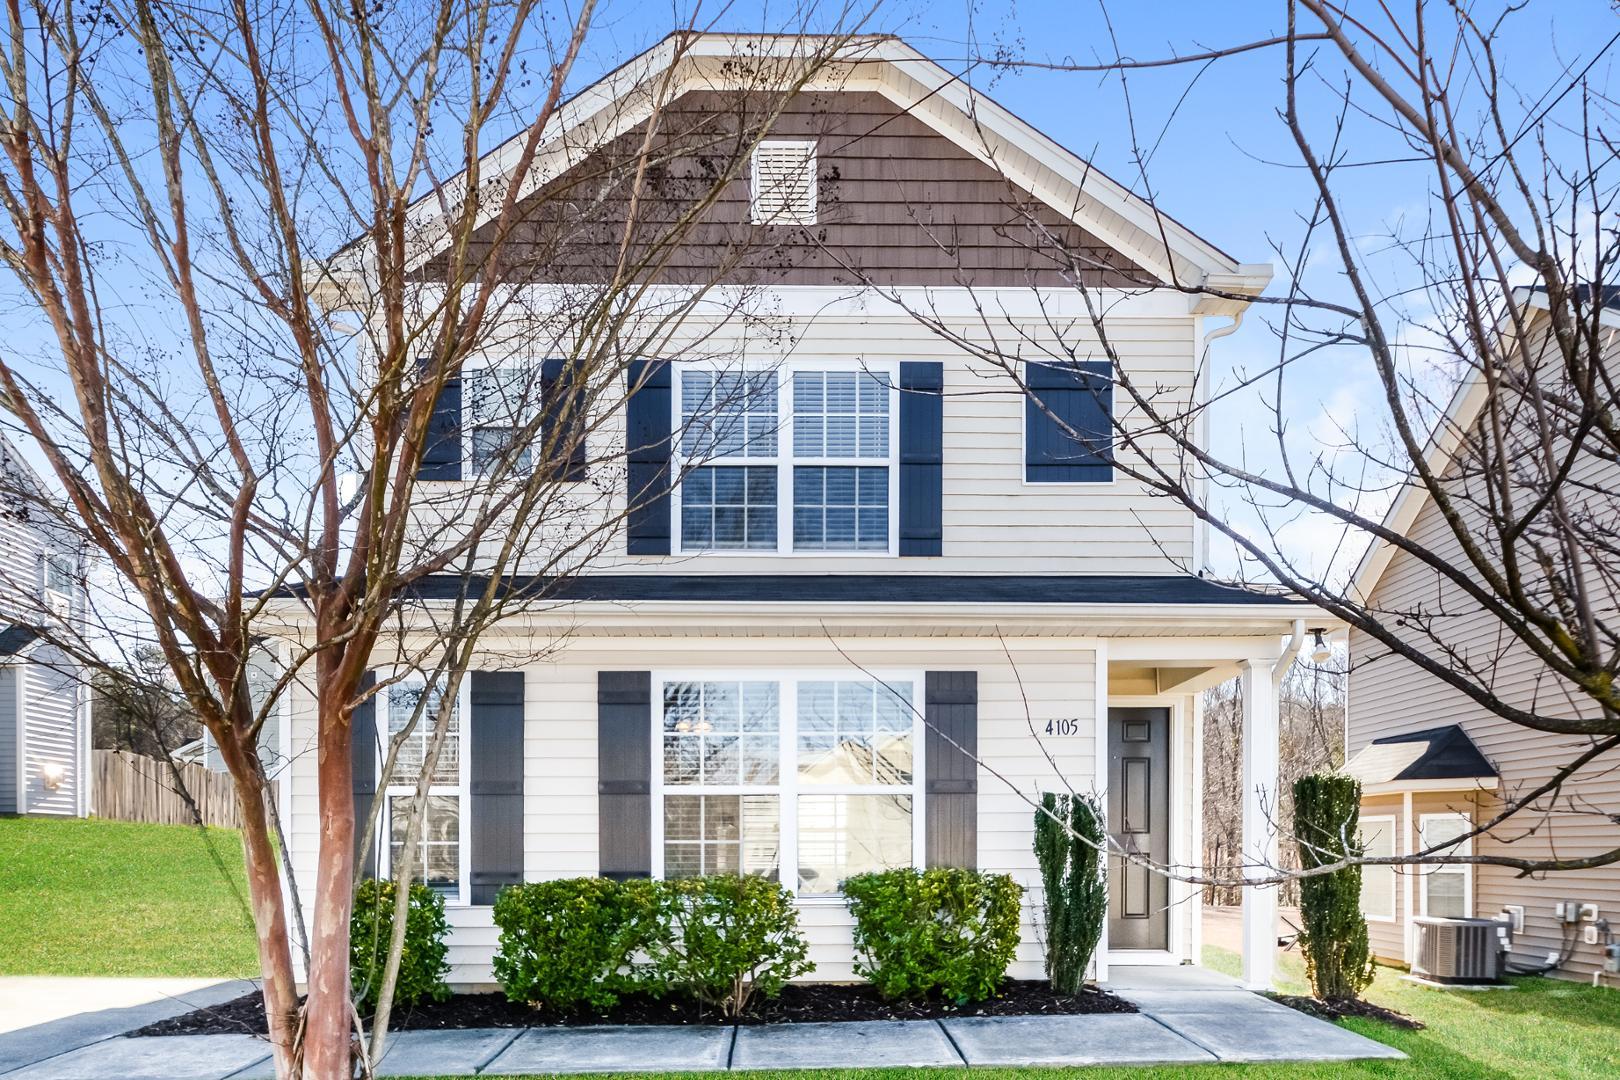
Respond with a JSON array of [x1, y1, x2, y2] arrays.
[[846, 0, 1620, 884], [0, 3, 873, 1074]]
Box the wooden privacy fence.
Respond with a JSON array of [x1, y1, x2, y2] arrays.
[[93, 749, 245, 829]]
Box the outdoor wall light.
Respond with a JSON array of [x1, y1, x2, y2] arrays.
[[39, 761, 65, 790], [1309, 628, 1332, 664]]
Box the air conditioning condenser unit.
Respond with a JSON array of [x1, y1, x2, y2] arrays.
[[1412, 916, 1507, 984]]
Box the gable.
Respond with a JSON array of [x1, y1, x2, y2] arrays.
[[420, 90, 1152, 288]]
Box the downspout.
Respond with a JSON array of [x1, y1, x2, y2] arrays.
[[1272, 619, 1306, 691], [1196, 311, 1248, 574]]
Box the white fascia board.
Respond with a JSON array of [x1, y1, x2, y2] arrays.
[[475, 282, 1204, 320], [1361, 777, 1498, 797]]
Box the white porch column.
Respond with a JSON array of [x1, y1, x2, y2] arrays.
[[1239, 658, 1279, 990]]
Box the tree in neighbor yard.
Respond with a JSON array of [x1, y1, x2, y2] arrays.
[[0, 3, 870, 1075], [855, 0, 1620, 888]]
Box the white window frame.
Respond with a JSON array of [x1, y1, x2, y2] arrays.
[[1418, 811, 1473, 919], [670, 362, 901, 557], [649, 668, 926, 903], [1358, 814, 1398, 923], [750, 139, 818, 226], [377, 674, 472, 908]]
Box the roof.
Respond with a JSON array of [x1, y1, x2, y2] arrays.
[[1349, 285, 1620, 604], [1343, 724, 1498, 788], [320, 33, 1270, 304], [0, 624, 41, 656], [383, 573, 1303, 606]]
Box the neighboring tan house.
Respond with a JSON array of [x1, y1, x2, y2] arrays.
[[0, 435, 90, 818], [267, 34, 1328, 991], [1345, 289, 1619, 984]]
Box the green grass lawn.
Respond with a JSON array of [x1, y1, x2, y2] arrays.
[[0, 817, 259, 977], [412, 945, 1620, 1080]]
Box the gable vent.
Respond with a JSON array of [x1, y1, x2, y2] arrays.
[[750, 140, 817, 225]]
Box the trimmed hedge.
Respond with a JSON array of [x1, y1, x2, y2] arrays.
[[492, 877, 663, 1011], [350, 878, 451, 1013], [843, 867, 1023, 1003], [492, 874, 811, 1016], [656, 874, 812, 1016]]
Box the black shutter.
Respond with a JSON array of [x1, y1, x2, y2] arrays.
[[470, 670, 526, 904], [898, 362, 944, 556], [598, 671, 652, 879], [418, 360, 462, 481], [352, 672, 378, 880], [625, 361, 672, 555], [925, 670, 978, 869], [1024, 360, 1113, 482], [541, 359, 587, 482]]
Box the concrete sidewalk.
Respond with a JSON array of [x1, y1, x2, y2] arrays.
[[0, 977, 257, 1076], [0, 968, 1403, 1078]]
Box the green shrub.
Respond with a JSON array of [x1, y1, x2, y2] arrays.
[[492, 877, 663, 1011], [653, 874, 813, 1017], [349, 878, 450, 1013], [843, 867, 1022, 1003], [1033, 791, 1107, 994], [1293, 772, 1377, 1002]]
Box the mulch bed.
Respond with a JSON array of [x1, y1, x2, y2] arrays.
[[1270, 993, 1424, 1030], [133, 980, 1133, 1036]]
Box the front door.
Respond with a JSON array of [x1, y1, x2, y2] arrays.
[[1107, 706, 1170, 950]]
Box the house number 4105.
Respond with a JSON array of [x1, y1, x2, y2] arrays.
[[1043, 718, 1082, 736]]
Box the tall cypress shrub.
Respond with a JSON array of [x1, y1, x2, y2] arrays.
[[1033, 791, 1107, 994], [1293, 772, 1377, 1001]]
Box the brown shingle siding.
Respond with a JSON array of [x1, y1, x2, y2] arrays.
[[421, 91, 1152, 288]]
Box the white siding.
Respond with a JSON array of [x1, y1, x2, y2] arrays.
[[22, 645, 82, 816], [284, 634, 1098, 988], [404, 294, 1201, 578], [0, 666, 17, 813]]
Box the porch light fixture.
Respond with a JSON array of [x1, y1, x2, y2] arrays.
[[39, 761, 65, 790], [1309, 628, 1331, 664]]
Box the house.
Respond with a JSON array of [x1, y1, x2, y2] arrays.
[[0, 435, 91, 818], [1345, 288, 1620, 984], [270, 33, 1326, 991]]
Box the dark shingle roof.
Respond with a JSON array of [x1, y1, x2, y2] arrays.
[[390, 574, 1304, 606], [1344, 724, 1498, 786], [0, 624, 40, 656]]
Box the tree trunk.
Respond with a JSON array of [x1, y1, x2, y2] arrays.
[[305, 678, 358, 1079], [213, 734, 300, 1077]]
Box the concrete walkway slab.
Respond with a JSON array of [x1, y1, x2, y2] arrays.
[[1153, 1008, 1407, 1063], [231, 1028, 522, 1079], [0, 979, 255, 1075], [1120, 988, 1301, 1015], [482, 1025, 734, 1075], [943, 1013, 1216, 1067], [732, 1020, 960, 1070], [1, 1034, 268, 1080], [1102, 965, 1241, 991]]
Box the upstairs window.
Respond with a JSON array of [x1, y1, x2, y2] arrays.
[[675, 364, 896, 555], [466, 367, 538, 476], [1024, 360, 1114, 483], [750, 140, 817, 226], [43, 553, 75, 597]]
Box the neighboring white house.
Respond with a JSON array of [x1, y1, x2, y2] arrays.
[[267, 34, 1327, 992], [0, 435, 90, 818]]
